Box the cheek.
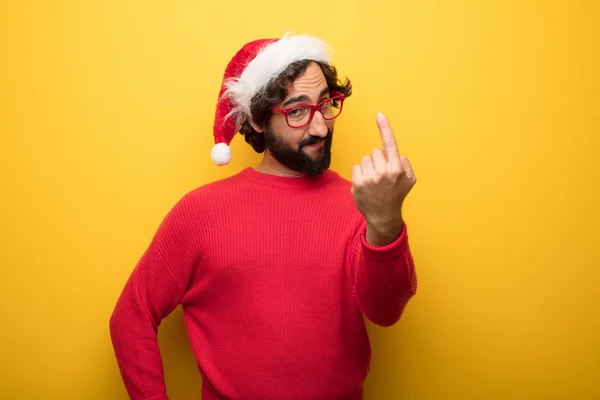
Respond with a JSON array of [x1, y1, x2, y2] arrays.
[[270, 115, 306, 146]]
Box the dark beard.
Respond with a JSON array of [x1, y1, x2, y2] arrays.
[[264, 125, 333, 177]]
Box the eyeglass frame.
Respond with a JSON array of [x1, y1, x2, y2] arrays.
[[272, 91, 346, 128]]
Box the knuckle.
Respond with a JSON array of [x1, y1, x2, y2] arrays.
[[365, 176, 378, 185], [386, 164, 402, 177], [384, 174, 397, 184]]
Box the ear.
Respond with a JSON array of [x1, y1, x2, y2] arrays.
[[249, 119, 264, 133]]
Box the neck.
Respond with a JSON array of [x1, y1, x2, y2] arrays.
[[254, 151, 306, 177]]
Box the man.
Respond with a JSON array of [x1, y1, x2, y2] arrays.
[[110, 33, 418, 400]]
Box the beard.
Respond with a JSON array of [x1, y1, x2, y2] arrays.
[[263, 124, 333, 177]]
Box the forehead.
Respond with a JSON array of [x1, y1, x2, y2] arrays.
[[287, 62, 328, 96]]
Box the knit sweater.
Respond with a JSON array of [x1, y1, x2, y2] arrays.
[[109, 167, 417, 400]]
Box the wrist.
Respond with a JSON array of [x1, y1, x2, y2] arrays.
[[365, 217, 403, 247]]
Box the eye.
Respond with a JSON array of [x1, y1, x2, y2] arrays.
[[288, 108, 307, 117]]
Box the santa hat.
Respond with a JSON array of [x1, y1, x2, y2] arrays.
[[210, 33, 333, 166]]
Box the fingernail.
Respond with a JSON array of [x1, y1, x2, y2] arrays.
[[377, 112, 385, 121]]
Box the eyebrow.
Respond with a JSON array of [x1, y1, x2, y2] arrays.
[[282, 87, 330, 107]]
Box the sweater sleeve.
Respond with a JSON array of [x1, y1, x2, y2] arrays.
[[349, 220, 417, 327], [109, 194, 199, 400]]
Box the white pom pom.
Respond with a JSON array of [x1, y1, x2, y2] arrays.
[[211, 143, 231, 166]]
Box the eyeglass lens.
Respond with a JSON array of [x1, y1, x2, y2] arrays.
[[287, 99, 342, 127]]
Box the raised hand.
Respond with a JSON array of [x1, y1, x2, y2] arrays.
[[351, 113, 416, 245]]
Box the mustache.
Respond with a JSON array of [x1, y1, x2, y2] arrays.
[[299, 130, 332, 148]]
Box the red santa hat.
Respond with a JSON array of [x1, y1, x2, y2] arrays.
[[211, 33, 333, 165]]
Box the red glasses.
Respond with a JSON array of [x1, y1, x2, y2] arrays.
[[272, 91, 345, 128]]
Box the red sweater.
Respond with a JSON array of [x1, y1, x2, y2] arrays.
[[109, 167, 417, 400]]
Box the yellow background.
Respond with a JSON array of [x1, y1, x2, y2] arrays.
[[1, 0, 598, 399]]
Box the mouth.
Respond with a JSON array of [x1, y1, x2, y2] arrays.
[[304, 139, 324, 149]]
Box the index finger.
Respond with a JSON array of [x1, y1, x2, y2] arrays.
[[376, 112, 400, 162]]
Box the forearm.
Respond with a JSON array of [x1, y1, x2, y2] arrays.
[[365, 214, 404, 247], [353, 222, 417, 327], [109, 245, 185, 400], [110, 278, 171, 400]]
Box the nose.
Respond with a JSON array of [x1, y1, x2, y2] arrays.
[[307, 110, 328, 138]]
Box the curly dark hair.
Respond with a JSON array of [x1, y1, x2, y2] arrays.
[[239, 60, 352, 153]]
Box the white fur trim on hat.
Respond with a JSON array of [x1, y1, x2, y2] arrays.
[[222, 33, 332, 124]]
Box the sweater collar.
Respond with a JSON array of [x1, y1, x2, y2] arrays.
[[240, 167, 339, 189]]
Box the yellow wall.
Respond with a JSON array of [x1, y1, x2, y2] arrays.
[[1, 1, 598, 399]]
